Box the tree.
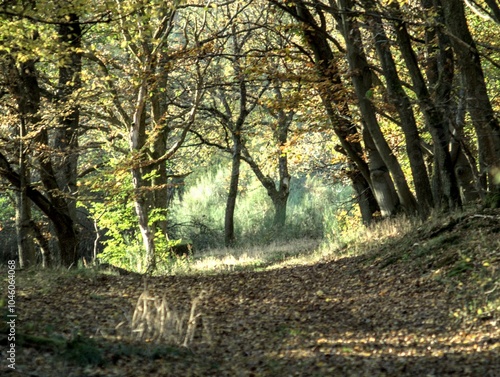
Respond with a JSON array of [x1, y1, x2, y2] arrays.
[[243, 82, 293, 230], [356, 0, 434, 215], [195, 2, 313, 237], [333, 0, 418, 216], [3, 53, 38, 268], [0, 2, 85, 267], [441, 0, 500, 195], [272, 0, 414, 222], [85, 0, 212, 271], [2, 0, 500, 269], [196, 2, 268, 246]]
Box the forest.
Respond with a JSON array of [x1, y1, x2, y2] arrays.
[[0, 0, 499, 270], [0, 0, 499, 375]]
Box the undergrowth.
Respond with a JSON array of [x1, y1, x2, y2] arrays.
[[327, 207, 500, 325]]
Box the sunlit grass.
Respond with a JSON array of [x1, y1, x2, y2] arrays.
[[183, 238, 322, 274]]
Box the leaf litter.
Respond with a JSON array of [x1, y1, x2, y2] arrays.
[[3, 209, 499, 376]]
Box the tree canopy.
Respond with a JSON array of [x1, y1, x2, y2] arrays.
[[1, 0, 499, 271]]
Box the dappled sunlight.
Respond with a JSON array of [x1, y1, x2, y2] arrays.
[[10, 210, 500, 376], [1, 0, 499, 374], [188, 239, 322, 273], [191, 250, 264, 272], [272, 329, 498, 360], [256, 328, 499, 376]]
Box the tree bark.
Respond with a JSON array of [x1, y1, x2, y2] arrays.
[[449, 82, 482, 202], [150, 84, 171, 238], [8, 58, 38, 268], [295, 1, 417, 214], [335, 5, 403, 216], [441, 0, 500, 194], [241, 146, 291, 230], [54, 13, 82, 266], [223, 23, 251, 246], [16, 120, 36, 268], [421, 0, 479, 204], [130, 76, 157, 271], [388, 2, 461, 210], [360, 0, 433, 215], [270, 86, 292, 229], [225, 136, 242, 247], [2, 40, 80, 266], [240, 84, 292, 230], [0, 152, 78, 267], [349, 169, 380, 225]]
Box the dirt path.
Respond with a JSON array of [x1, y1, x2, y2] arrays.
[[8, 248, 499, 376]]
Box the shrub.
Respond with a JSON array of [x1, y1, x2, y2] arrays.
[[169, 162, 355, 251]]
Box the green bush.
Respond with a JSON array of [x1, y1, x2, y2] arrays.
[[169, 162, 354, 251], [85, 155, 355, 270]]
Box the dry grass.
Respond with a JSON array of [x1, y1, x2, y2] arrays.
[[188, 238, 322, 273], [129, 282, 210, 347]]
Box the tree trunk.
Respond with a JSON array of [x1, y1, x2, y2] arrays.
[[150, 51, 172, 239], [287, 0, 389, 222], [421, 0, 479, 204], [349, 169, 380, 225], [336, 0, 417, 215], [441, 0, 500, 194], [13, 65, 37, 268], [270, 86, 292, 229], [4, 49, 78, 266], [446, 79, 482, 203], [225, 137, 242, 247], [389, 2, 461, 210], [337, 1, 400, 217], [241, 146, 291, 230], [0, 151, 79, 267], [130, 75, 157, 271], [224, 24, 250, 247], [271, 193, 288, 229], [272, 150, 291, 230], [360, 0, 433, 215], [53, 220, 79, 267], [362, 128, 400, 217], [54, 13, 82, 265], [16, 130, 36, 268], [242, 84, 292, 230], [132, 172, 156, 271], [31, 221, 51, 268]]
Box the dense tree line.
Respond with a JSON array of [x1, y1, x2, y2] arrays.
[[0, 0, 499, 271]]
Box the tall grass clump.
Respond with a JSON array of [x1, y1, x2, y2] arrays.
[[84, 152, 359, 271], [168, 166, 228, 249], [322, 211, 420, 258], [130, 283, 209, 347]]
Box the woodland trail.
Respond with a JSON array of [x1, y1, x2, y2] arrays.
[[10, 254, 499, 376], [6, 211, 500, 376]]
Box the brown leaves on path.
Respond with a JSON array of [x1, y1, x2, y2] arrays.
[[6, 211, 500, 376]]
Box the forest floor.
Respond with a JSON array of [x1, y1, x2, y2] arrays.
[[2, 208, 499, 376]]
